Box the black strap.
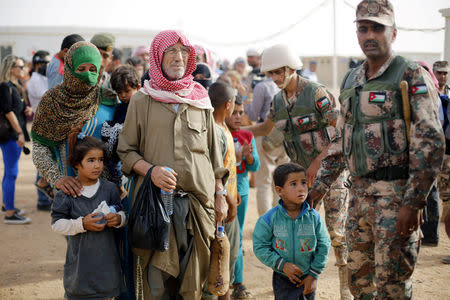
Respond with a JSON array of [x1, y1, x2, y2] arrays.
[[361, 165, 409, 181]]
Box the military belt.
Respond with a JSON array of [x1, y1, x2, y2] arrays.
[[361, 165, 409, 181]]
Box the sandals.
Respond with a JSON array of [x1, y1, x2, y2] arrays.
[[35, 182, 54, 200], [231, 284, 254, 300]]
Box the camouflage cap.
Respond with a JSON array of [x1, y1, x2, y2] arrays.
[[355, 0, 395, 27], [433, 61, 450, 72], [90, 33, 115, 52]]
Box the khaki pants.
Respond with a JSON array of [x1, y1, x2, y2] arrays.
[[254, 136, 290, 215]]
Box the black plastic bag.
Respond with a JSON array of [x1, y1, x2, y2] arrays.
[[129, 167, 170, 251]]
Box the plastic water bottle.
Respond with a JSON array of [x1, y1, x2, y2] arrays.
[[161, 167, 174, 216], [233, 137, 242, 167], [95, 212, 107, 225], [217, 225, 225, 238], [109, 204, 122, 214]]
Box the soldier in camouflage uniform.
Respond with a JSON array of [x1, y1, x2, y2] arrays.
[[246, 44, 353, 300], [433, 61, 450, 203], [433, 60, 450, 264], [308, 1, 445, 299]]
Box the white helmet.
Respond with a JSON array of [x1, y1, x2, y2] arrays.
[[260, 44, 303, 72]]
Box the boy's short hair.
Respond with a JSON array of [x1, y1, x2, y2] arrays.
[[110, 65, 140, 92], [61, 34, 84, 51], [273, 163, 306, 187], [235, 95, 243, 105], [208, 81, 235, 109], [126, 56, 143, 67]]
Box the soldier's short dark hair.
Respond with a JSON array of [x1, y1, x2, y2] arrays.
[[110, 65, 140, 93], [273, 163, 306, 187], [208, 81, 235, 109], [61, 34, 84, 51]]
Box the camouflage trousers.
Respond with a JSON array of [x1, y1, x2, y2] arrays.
[[319, 172, 350, 267], [346, 177, 421, 300], [438, 154, 450, 202]]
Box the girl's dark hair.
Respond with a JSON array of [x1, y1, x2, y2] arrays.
[[273, 163, 306, 187], [110, 64, 140, 93], [67, 127, 106, 169]]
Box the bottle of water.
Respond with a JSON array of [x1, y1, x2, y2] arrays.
[[161, 167, 174, 216], [233, 137, 242, 167], [217, 225, 225, 238], [109, 204, 123, 214]]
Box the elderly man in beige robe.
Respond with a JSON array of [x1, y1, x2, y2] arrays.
[[117, 30, 228, 299]]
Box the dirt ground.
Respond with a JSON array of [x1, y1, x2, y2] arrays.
[[1, 147, 450, 300]]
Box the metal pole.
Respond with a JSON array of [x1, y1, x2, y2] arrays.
[[440, 8, 450, 61], [332, 0, 338, 92]]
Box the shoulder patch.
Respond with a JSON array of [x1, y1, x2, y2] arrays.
[[316, 96, 331, 110], [411, 84, 428, 95]]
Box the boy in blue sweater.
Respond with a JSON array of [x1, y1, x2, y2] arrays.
[[253, 163, 330, 300]]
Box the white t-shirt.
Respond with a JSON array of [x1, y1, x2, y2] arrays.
[[302, 68, 318, 83], [27, 72, 48, 112]]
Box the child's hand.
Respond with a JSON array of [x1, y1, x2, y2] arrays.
[[105, 213, 122, 227], [242, 143, 254, 164], [236, 193, 242, 206], [300, 275, 317, 295], [282, 262, 303, 286], [235, 148, 243, 165], [82, 213, 106, 231]]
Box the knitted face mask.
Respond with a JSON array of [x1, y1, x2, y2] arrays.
[[70, 46, 101, 86], [74, 71, 98, 86]]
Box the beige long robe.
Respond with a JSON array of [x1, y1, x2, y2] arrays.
[[117, 91, 228, 299]]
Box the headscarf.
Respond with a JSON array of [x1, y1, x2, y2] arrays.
[[141, 30, 212, 110], [133, 45, 150, 57], [194, 44, 217, 75], [417, 60, 439, 90], [193, 62, 212, 89], [31, 41, 102, 146]]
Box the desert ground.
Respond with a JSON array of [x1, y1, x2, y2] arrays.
[[1, 145, 449, 299]]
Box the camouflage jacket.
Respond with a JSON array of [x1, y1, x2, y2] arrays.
[[268, 76, 339, 168], [313, 55, 445, 209]]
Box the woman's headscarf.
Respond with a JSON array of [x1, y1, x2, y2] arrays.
[[194, 44, 217, 75], [31, 41, 102, 146], [193, 62, 212, 89], [141, 30, 212, 110], [418, 60, 440, 90]]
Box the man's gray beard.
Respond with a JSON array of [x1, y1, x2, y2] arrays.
[[173, 69, 185, 80], [164, 67, 185, 81]]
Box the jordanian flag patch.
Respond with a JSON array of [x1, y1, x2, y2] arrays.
[[369, 92, 386, 103], [297, 116, 310, 126], [411, 84, 428, 95], [316, 97, 330, 110]]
